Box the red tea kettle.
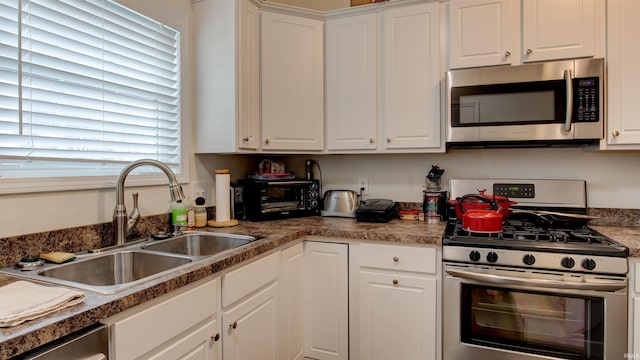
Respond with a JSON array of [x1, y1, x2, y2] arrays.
[[459, 194, 504, 233], [450, 189, 517, 221]]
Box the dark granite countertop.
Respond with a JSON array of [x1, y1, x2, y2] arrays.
[[0, 217, 445, 359], [1, 217, 639, 359]]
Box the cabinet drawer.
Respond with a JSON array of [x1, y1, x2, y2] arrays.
[[223, 251, 279, 307], [359, 243, 437, 274], [102, 277, 218, 360]]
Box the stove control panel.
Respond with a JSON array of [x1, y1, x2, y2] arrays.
[[493, 183, 535, 198], [443, 246, 628, 275]]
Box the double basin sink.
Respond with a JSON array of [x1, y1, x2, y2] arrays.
[[2, 232, 259, 294]]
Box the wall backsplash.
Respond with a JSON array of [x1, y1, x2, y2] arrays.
[[0, 205, 637, 269]]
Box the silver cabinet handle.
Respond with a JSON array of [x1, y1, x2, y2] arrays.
[[393, 256, 399, 262], [612, 130, 620, 137], [369, 138, 374, 143], [242, 136, 249, 142], [526, 48, 533, 55], [264, 138, 270, 144], [386, 137, 391, 143], [211, 333, 220, 341], [392, 279, 399, 285], [229, 321, 237, 329], [504, 51, 511, 57]]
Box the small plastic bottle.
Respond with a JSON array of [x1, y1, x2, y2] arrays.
[[171, 200, 187, 227], [194, 197, 207, 228]]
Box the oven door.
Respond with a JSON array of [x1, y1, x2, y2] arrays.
[[443, 263, 627, 360]]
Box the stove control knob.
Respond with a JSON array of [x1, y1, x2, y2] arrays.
[[561, 257, 576, 269], [486, 251, 498, 263], [469, 250, 481, 262], [582, 258, 597, 271], [523, 254, 536, 266]]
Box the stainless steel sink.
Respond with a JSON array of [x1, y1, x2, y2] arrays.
[[39, 251, 191, 287], [0, 231, 260, 295], [141, 232, 258, 257]]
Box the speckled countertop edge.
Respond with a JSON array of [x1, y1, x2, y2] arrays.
[[1, 217, 639, 359]]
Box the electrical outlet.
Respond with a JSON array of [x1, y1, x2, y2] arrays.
[[358, 177, 369, 195], [192, 180, 206, 200]]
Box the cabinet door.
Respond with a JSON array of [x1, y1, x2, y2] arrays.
[[326, 13, 378, 151], [280, 243, 305, 360], [148, 318, 220, 360], [449, 0, 514, 69], [358, 271, 437, 360], [237, 0, 260, 150], [522, 0, 595, 62], [304, 241, 349, 360], [382, 3, 441, 150], [261, 12, 324, 151], [606, 0, 640, 147], [223, 283, 279, 360]]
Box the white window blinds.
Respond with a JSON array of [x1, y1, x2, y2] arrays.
[[0, 0, 181, 179]]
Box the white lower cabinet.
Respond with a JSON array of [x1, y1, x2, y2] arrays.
[[353, 243, 440, 360], [102, 276, 221, 360], [629, 258, 640, 356], [304, 241, 349, 360], [221, 252, 280, 360], [280, 242, 305, 360]]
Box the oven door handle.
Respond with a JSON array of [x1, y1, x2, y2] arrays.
[[445, 268, 627, 291]]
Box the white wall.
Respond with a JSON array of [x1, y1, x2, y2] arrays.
[[283, 147, 640, 208], [2, 148, 639, 238]]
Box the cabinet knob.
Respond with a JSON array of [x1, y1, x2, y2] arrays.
[[504, 51, 511, 57], [242, 136, 250, 142], [211, 333, 220, 342], [264, 138, 270, 144], [612, 130, 620, 137], [393, 256, 399, 262], [526, 48, 533, 55], [230, 321, 238, 329], [369, 138, 374, 144], [386, 137, 391, 143], [392, 279, 399, 285]]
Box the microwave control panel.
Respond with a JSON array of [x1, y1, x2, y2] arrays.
[[574, 77, 599, 122]]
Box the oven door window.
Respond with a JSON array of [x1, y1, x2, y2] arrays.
[[450, 80, 565, 127], [461, 284, 604, 360], [261, 187, 305, 212]]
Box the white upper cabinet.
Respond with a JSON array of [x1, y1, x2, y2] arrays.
[[261, 11, 324, 152], [194, 0, 260, 153], [449, 0, 602, 69], [522, 0, 596, 62], [449, 0, 514, 68], [604, 0, 640, 148], [382, 2, 442, 150], [325, 13, 378, 151]]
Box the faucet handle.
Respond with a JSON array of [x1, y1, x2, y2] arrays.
[[126, 192, 141, 237]]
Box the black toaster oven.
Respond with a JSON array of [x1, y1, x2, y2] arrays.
[[239, 178, 320, 221]]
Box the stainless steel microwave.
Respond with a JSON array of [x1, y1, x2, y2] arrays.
[[446, 58, 604, 147]]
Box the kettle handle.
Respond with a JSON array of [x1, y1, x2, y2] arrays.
[[458, 194, 499, 215]]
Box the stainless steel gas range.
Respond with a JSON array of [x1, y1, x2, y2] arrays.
[[443, 179, 629, 360]]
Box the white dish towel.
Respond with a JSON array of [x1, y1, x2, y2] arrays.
[[0, 280, 85, 327]]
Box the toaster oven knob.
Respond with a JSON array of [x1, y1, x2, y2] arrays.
[[486, 251, 498, 263], [561, 257, 575, 269], [522, 254, 536, 266], [469, 250, 481, 262], [309, 199, 318, 209], [581, 258, 597, 271]]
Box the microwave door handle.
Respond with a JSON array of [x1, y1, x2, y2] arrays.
[[564, 69, 573, 132], [445, 268, 627, 291]]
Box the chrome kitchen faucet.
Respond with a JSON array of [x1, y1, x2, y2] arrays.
[[113, 159, 185, 245]]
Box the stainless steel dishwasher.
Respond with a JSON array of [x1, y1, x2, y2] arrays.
[[17, 324, 109, 360]]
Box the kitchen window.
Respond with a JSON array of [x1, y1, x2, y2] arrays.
[[0, 0, 184, 193]]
